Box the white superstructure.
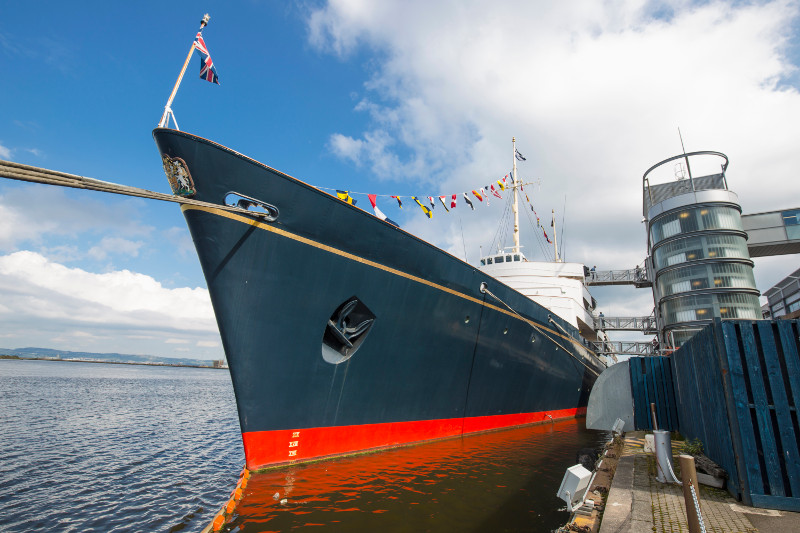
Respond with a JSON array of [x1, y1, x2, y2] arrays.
[[479, 137, 601, 343], [479, 251, 600, 341]]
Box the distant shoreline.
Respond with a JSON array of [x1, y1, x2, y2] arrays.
[[0, 354, 226, 370]]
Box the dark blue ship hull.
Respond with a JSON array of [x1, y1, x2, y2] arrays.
[[153, 128, 604, 470]]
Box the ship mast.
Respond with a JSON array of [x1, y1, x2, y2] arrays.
[[552, 209, 561, 262], [512, 137, 520, 254]]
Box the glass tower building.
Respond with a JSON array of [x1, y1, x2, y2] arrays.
[[643, 152, 761, 348]]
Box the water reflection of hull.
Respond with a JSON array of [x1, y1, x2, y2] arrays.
[[228, 420, 605, 532], [153, 128, 604, 471]]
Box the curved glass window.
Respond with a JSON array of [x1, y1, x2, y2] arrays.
[[650, 205, 742, 245], [653, 234, 750, 271], [661, 292, 761, 327], [656, 262, 757, 299], [709, 262, 758, 289]]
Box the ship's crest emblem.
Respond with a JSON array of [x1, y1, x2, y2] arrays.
[[161, 154, 196, 197]]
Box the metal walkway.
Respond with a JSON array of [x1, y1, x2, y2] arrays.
[[593, 315, 657, 334], [585, 268, 652, 287], [742, 208, 800, 257], [589, 340, 656, 357]]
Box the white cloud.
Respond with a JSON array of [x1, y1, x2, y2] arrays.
[[310, 1, 800, 193], [0, 251, 214, 323], [162, 226, 195, 258], [36, 244, 84, 263], [0, 142, 11, 160], [0, 252, 218, 354], [87, 236, 144, 261], [0, 185, 154, 253], [196, 340, 220, 348], [328, 133, 365, 165], [307, 0, 800, 318], [70, 331, 97, 338], [51, 331, 104, 343], [13, 120, 40, 132]]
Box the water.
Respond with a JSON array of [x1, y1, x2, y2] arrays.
[[0, 359, 243, 532], [230, 423, 606, 532], [0, 359, 607, 532]]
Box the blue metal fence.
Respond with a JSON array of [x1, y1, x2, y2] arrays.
[[671, 318, 800, 511], [628, 355, 678, 431], [670, 322, 742, 496]]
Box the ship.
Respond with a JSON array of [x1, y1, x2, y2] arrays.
[[153, 126, 606, 471], [479, 250, 602, 342]]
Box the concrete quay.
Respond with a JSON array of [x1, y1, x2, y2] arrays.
[[597, 432, 800, 533]]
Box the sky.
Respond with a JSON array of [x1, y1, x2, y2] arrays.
[[1, 0, 798, 360]]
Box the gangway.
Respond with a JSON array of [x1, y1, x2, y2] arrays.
[[585, 268, 651, 288], [593, 315, 657, 334], [589, 340, 656, 357]]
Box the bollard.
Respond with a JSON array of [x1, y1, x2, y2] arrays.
[[654, 429, 678, 483], [650, 402, 659, 431], [679, 454, 704, 533]]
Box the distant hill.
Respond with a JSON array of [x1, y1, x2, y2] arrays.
[[0, 347, 223, 368]]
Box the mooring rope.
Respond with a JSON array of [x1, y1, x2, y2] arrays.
[[480, 283, 600, 377], [0, 159, 273, 219]]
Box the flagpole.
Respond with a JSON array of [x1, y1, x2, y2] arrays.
[[552, 209, 561, 262], [512, 137, 520, 255], [158, 14, 211, 129]]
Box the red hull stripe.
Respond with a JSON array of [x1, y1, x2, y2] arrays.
[[241, 407, 586, 470]]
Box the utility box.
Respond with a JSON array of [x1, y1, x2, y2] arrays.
[[557, 464, 592, 510]]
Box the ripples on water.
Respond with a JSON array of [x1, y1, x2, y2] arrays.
[[0, 359, 607, 532], [0, 359, 243, 532], [229, 421, 606, 533]]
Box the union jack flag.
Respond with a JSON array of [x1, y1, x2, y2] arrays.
[[194, 32, 220, 84]]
